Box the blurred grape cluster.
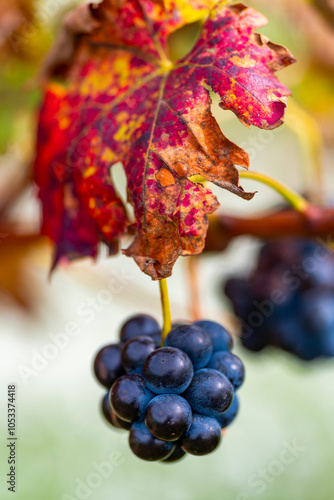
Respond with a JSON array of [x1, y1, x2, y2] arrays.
[[225, 238, 334, 360]]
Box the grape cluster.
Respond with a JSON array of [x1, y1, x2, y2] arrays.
[[94, 315, 244, 462], [225, 237, 334, 360]]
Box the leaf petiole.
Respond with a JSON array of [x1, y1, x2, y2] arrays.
[[239, 170, 310, 214], [159, 278, 172, 345]]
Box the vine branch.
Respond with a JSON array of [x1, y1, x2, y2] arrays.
[[205, 205, 334, 252]]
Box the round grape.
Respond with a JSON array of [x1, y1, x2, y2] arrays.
[[143, 347, 193, 395], [150, 330, 162, 346], [120, 314, 160, 343], [194, 320, 233, 352], [94, 344, 124, 388], [165, 324, 212, 370], [145, 394, 192, 441], [215, 395, 239, 428], [207, 351, 245, 391], [101, 393, 131, 430], [161, 445, 186, 463], [184, 368, 233, 417], [129, 421, 175, 461], [121, 336, 156, 374], [224, 278, 253, 318], [110, 374, 153, 422], [181, 414, 222, 456]]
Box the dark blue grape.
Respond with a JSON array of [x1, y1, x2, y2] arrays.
[[322, 327, 334, 356], [300, 289, 334, 335], [121, 336, 156, 374], [110, 374, 153, 422], [172, 321, 191, 328], [101, 393, 131, 430], [307, 258, 334, 288], [94, 344, 124, 388], [268, 317, 303, 352], [194, 320, 233, 352], [145, 394, 192, 441], [215, 395, 239, 428], [120, 314, 160, 343], [161, 445, 186, 463], [224, 278, 254, 318], [181, 414, 222, 456], [143, 347, 193, 395], [129, 421, 175, 461], [293, 335, 322, 361], [184, 368, 233, 417], [150, 330, 162, 346], [165, 324, 212, 370], [207, 351, 245, 391], [241, 326, 268, 352]]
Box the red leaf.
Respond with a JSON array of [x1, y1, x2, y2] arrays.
[[34, 1, 295, 279], [34, 84, 128, 266]]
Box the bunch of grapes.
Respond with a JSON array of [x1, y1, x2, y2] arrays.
[[94, 314, 244, 462], [225, 237, 334, 361]]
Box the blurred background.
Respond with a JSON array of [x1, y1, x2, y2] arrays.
[[1, 0, 334, 499]]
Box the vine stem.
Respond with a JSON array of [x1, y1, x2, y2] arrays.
[[187, 256, 202, 321], [159, 278, 172, 345], [239, 170, 310, 214]]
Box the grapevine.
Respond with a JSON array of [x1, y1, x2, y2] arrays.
[[28, 0, 334, 463]]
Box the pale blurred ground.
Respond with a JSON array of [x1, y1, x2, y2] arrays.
[[1, 1, 334, 499]]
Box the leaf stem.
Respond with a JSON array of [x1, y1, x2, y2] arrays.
[[239, 171, 310, 214], [159, 278, 172, 345]]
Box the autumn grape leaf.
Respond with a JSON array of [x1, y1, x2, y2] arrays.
[[34, 0, 295, 279]]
